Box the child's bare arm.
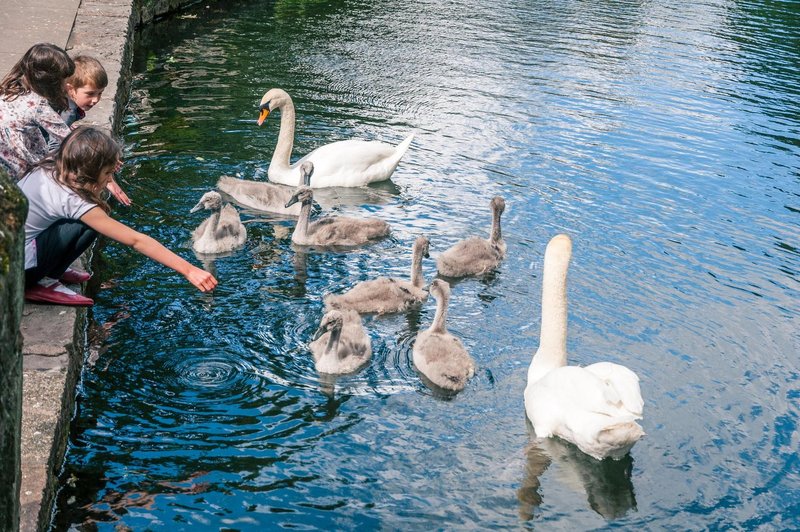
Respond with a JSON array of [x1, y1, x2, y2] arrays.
[[81, 207, 217, 292]]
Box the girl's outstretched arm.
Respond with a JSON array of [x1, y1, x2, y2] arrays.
[[81, 207, 217, 292]]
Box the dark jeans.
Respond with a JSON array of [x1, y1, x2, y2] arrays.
[[25, 219, 98, 287]]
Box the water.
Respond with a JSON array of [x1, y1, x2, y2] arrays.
[[53, 0, 800, 529]]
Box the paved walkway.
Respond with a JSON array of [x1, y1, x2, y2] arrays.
[[0, 0, 81, 74]]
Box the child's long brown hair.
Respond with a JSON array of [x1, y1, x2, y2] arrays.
[[0, 43, 74, 112], [32, 126, 121, 213]]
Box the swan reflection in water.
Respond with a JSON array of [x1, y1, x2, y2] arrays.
[[518, 434, 637, 521]]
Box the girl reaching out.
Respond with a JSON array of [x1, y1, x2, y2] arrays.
[[18, 126, 217, 306]]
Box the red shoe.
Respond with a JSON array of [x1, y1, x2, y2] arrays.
[[25, 282, 93, 307], [60, 268, 92, 284]]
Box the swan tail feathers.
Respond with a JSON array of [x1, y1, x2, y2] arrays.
[[396, 132, 415, 156], [383, 133, 415, 171]]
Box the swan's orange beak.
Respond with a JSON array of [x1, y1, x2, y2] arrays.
[[257, 107, 270, 126]]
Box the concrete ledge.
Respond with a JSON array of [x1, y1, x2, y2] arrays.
[[19, 305, 85, 531]]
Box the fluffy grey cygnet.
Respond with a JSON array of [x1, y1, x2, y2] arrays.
[[412, 279, 475, 392], [324, 236, 431, 314], [284, 186, 390, 247], [437, 196, 506, 278], [190, 191, 246, 254], [309, 308, 372, 374], [216, 161, 314, 216]]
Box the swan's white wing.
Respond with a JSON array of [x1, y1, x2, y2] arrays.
[[584, 362, 643, 418], [297, 140, 398, 185], [525, 365, 644, 459], [526, 366, 638, 428], [526, 366, 610, 436]]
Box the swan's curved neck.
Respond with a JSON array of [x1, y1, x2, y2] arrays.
[[530, 248, 569, 380], [410, 245, 425, 288], [293, 199, 312, 241], [322, 324, 342, 361], [490, 206, 502, 243], [271, 97, 296, 172], [208, 210, 221, 234], [430, 293, 448, 334]]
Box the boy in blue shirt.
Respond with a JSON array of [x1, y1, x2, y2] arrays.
[[60, 55, 108, 126]]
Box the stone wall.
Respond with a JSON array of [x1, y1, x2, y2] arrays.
[[0, 170, 28, 531], [135, 0, 206, 25]]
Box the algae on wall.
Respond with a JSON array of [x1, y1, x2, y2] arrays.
[[0, 170, 28, 531], [135, 0, 208, 25]]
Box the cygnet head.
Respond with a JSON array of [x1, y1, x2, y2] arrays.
[[491, 196, 506, 215], [313, 310, 344, 340], [415, 236, 431, 259], [191, 191, 223, 213], [300, 161, 314, 186], [429, 278, 450, 301], [285, 186, 314, 208]]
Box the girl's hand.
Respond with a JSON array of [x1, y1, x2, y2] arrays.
[[187, 267, 218, 292], [106, 178, 132, 206]]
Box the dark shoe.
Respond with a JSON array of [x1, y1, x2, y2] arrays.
[[60, 268, 92, 284], [25, 282, 93, 306]]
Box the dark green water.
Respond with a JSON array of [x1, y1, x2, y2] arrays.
[[54, 0, 799, 529]]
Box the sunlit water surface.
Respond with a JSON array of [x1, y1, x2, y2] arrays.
[[54, 0, 799, 529]]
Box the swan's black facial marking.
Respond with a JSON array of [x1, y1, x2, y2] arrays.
[[257, 102, 271, 125]]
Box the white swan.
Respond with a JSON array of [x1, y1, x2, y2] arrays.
[[216, 161, 314, 216], [412, 279, 475, 392], [284, 186, 390, 247], [309, 309, 372, 374], [524, 234, 644, 460], [257, 88, 414, 188], [190, 191, 246, 254], [437, 196, 506, 278], [323, 236, 430, 314]]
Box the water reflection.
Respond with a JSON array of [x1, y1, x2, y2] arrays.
[[310, 180, 401, 211], [518, 434, 637, 521], [291, 249, 309, 286], [61, 470, 212, 527]]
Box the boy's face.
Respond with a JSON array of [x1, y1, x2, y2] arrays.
[[67, 83, 104, 111]]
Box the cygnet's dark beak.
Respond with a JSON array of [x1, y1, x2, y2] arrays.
[[190, 201, 204, 213], [285, 194, 300, 209], [312, 322, 330, 341]]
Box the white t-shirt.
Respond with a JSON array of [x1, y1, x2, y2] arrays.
[[17, 167, 97, 269]]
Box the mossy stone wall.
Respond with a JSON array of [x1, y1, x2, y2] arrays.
[[0, 171, 28, 531], [135, 0, 204, 24]]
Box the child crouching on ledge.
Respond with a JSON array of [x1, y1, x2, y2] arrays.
[[18, 126, 217, 306]]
